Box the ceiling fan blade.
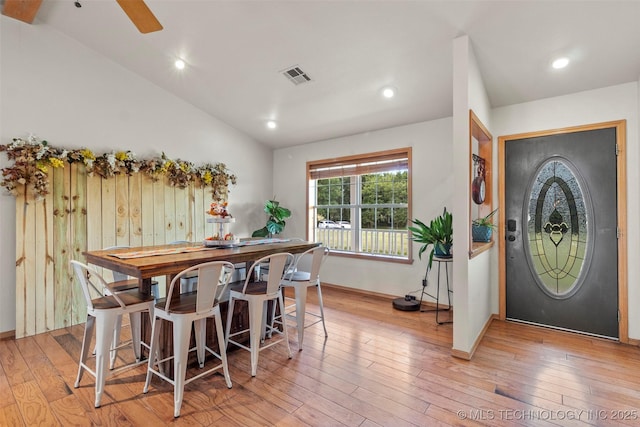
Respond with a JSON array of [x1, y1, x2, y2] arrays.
[[2, 0, 43, 24], [115, 0, 162, 34]]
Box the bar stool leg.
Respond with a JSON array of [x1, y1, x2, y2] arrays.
[[247, 299, 263, 377], [316, 283, 328, 338], [173, 318, 192, 417], [294, 284, 308, 349], [94, 312, 118, 408], [212, 309, 232, 388], [75, 315, 95, 388]]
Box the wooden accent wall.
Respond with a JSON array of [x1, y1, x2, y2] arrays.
[[15, 165, 212, 338]]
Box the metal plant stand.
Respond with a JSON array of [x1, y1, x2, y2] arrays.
[[419, 256, 453, 324]]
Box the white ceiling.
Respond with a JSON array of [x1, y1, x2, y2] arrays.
[[23, 0, 640, 148]]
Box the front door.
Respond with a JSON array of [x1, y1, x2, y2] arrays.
[[504, 126, 619, 339]]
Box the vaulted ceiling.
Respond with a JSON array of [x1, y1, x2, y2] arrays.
[[6, 0, 640, 148]]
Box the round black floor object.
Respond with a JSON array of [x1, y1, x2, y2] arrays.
[[392, 297, 420, 311]]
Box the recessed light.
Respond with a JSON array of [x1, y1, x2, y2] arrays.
[[174, 59, 186, 70], [381, 86, 396, 99], [266, 120, 277, 129], [552, 57, 569, 69]]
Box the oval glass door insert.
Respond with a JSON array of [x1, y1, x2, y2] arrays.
[[525, 157, 593, 299]]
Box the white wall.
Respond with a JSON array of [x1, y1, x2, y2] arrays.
[[273, 118, 453, 299], [492, 82, 640, 340], [451, 36, 495, 354], [0, 18, 273, 333]]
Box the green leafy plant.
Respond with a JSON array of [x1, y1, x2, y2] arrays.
[[252, 199, 291, 237], [472, 208, 498, 243], [472, 208, 498, 229], [408, 207, 453, 270]]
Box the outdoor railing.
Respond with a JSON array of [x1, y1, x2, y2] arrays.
[[315, 228, 409, 257]]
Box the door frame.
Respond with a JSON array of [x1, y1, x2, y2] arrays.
[[498, 120, 628, 342]]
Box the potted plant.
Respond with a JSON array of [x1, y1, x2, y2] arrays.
[[409, 207, 453, 270], [252, 199, 292, 237], [472, 208, 498, 242]]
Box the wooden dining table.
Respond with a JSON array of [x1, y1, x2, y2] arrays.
[[83, 238, 320, 373], [83, 238, 320, 295]]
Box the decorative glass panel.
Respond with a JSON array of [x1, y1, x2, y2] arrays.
[[525, 158, 592, 298]]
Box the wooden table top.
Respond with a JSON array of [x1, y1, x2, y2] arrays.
[[83, 239, 319, 280]]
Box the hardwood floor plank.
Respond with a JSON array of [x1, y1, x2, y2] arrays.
[[2, 286, 640, 427], [35, 329, 132, 426], [0, 403, 24, 427], [0, 364, 17, 409], [48, 393, 100, 427], [12, 380, 60, 426], [15, 337, 73, 404], [0, 339, 34, 386]]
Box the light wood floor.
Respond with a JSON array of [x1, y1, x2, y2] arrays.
[[1, 286, 640, 426]]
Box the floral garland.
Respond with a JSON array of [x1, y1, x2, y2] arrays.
[[0, 136, 237, 200]]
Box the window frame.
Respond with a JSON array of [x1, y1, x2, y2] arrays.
[[306, 147, 412, 264]]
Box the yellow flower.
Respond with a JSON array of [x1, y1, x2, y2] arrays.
[[36, 162, 48, 173], [202, 171, 213, 184], [115, 151, 128, 161], [160, 160, 172, 173], [80, 149, 95, 160], [179, 162, 190, 173], [49, 158, 64, 168]]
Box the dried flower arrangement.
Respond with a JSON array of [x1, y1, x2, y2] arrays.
[[0, 136, 237, 200]]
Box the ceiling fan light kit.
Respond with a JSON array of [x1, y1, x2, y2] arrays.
[[2, 0, 163, 34]]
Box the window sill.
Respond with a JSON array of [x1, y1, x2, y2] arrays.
[[469, 240, 494, 259], [328, 250, 413, 265]]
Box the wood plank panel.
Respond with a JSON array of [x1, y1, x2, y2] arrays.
[[115, 174, 129, 246], [152, 178, 166, 245], [194, 187, 207, 242], [15, 168, 221, 336], [129, 173, 143, 247], [70, 164, 88, 326], [164, 183, 176, 243], [85, 173, 103, 281], [100, 177, 116, 249], [15, 188, 29, 339], [43, 188, 55, 332], [185, 185, 195, 242], [152, 178, 168, 293], [53, 167, 71, 331], [140, 175, 155, 247], [24, 188, 37, 338], [174, 185, 188, 242], [34, 192, 49, 334]]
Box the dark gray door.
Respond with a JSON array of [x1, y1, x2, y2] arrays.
[[505, 127, 618, 338]]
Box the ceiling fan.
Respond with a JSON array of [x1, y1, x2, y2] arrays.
[[2, 0, 163, 34]]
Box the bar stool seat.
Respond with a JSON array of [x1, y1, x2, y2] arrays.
[[225, 252, 294, 377], [70, 260, 155, 408], [143, 261, 235, 418], [280, 246, 330, 350]]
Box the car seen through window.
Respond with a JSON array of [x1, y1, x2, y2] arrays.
[[318, 220, 341, 229]]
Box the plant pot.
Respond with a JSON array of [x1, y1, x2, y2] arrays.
[[434, 243, 452, 258], [472, 224, 493, 242]]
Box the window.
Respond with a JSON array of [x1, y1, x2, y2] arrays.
[[307, 148, 412, 261]]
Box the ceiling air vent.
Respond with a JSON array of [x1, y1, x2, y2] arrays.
[[282, 65, 312, 85]]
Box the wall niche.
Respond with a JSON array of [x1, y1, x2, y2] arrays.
[[469, 110, 494, 258]]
